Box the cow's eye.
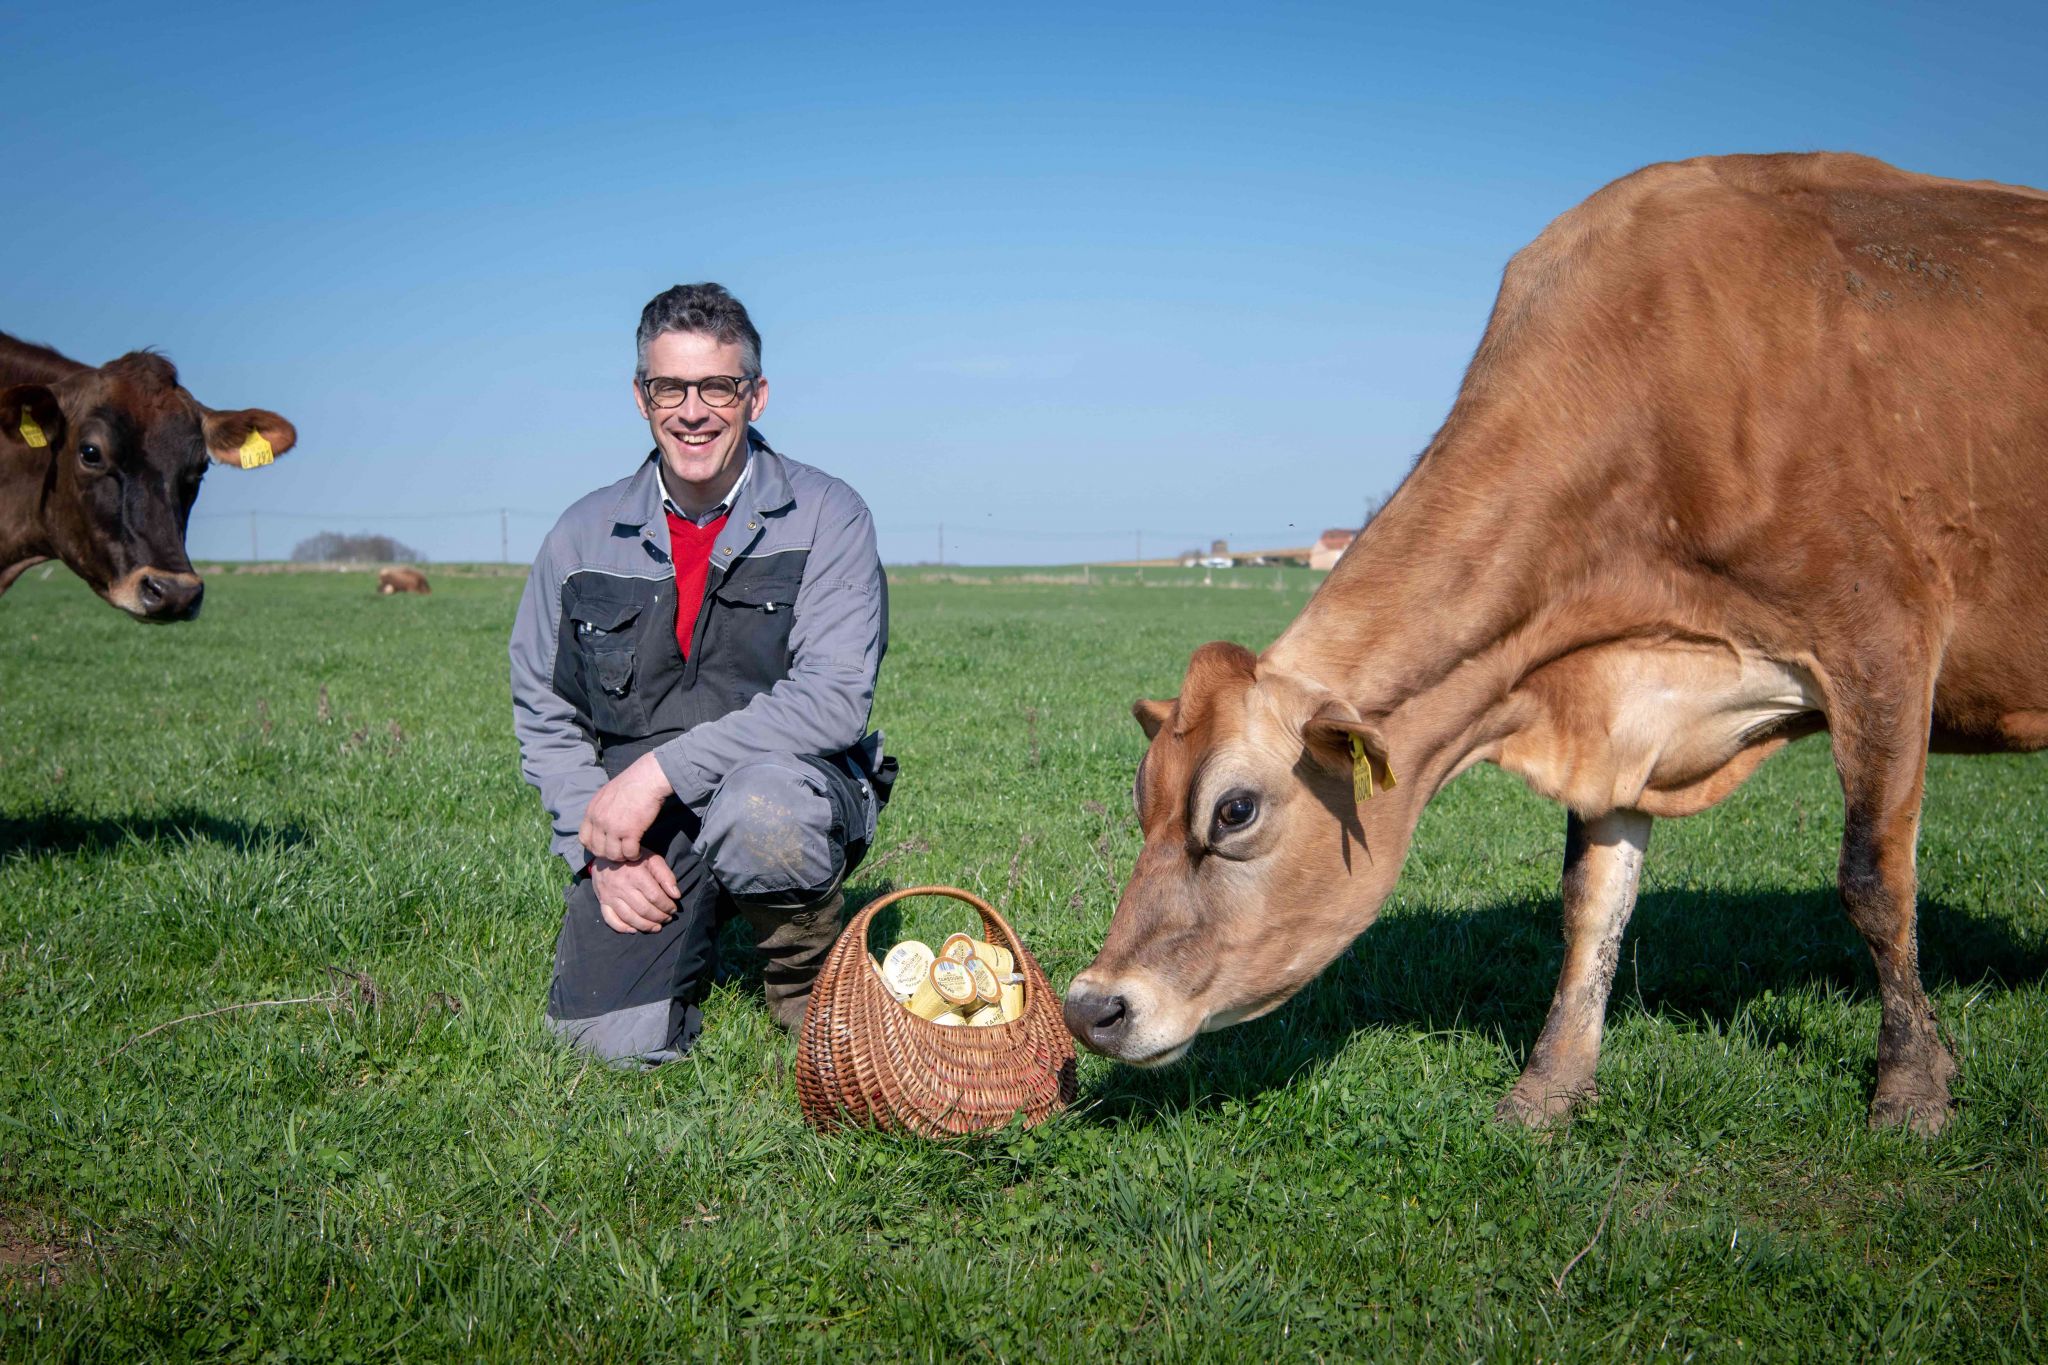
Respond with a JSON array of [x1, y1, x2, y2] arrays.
[[1213, 792, 1258, 833], [79, 443, 104, 469]]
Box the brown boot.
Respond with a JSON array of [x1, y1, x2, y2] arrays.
[[735, 892, 845, 1031]]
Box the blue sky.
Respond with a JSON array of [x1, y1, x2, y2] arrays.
[[6, 0, 2045, 564]]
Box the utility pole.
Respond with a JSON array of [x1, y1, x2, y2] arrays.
[[500, 508, 509, 565], [249, 512, 258, 563]]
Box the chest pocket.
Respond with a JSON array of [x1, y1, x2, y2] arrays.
[[708, 572, 801, 698], [564, 584, 649, 736]]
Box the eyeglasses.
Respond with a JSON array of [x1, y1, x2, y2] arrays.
[[641, 374, 756, 410]]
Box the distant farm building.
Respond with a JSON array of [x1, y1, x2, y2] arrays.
[[1309, 528, 1356, 572]]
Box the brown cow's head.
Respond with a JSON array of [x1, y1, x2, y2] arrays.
[[1064, 641, 1416, 1066], [1, 352, 294, 621]]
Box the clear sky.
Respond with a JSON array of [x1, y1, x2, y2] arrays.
[[7, 0, 2045, 565]]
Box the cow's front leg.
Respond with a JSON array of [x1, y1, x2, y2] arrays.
[[1496, 808, 1651, 1127]]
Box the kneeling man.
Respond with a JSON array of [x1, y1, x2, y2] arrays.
[[511, 283, 893, 1063]]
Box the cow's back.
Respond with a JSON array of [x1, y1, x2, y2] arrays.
[[1456, 153, 2048, 747]]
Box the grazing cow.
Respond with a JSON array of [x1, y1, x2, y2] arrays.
[[0, 333, 295, 621], [1065, 153, 2048, 1136], [377, 566, 431, 595]]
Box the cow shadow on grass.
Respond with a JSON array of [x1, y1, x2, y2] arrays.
[[1079, 885, 2048, 1124], [0, 807, 313, 860]]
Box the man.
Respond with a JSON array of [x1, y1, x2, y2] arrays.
[[510, 283, 893, 1064]]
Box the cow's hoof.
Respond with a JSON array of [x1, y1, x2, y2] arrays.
[[1868, 1090, 1954, 1136], [1495, 1081, 1590, 1129]]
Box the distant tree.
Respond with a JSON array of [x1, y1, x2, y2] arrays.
[[290, 531, 425, 564]]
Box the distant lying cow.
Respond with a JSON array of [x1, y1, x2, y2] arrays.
[[378, 567, 430, 595], [0, 333, 295, 621], [1065, 153, 2048, 1136]]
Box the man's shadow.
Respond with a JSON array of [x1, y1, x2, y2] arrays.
[[1079, 885, 2048, 1123], [0, 807, 313, 859]]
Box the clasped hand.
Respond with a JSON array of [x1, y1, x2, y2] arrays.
[[580, 753, 680, 934]]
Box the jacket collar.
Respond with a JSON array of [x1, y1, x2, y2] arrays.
[[608, 430, 795, 530]]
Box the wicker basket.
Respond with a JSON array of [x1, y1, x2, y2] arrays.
[[796, 885, 1077, 1137]]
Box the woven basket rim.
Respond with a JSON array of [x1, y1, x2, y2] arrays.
[[848, 885, 1034, 1032]]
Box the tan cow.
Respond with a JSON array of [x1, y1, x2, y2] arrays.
[[377, 566, 430, 595], [1065, 153, 2048, 1136]]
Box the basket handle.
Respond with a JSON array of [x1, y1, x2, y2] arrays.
[[845, 884, 1028, 964]]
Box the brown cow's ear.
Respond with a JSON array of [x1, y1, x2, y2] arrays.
[[1302, 699, 1398, 800], [1132, 697, 1175, 740], [1, 385, 65, 453], [203, 409, 297, 469]]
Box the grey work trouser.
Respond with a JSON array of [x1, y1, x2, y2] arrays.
[[545, 752, 875, 1066]]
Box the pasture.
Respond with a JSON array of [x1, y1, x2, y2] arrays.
[[3, 566, 2044, 1361]]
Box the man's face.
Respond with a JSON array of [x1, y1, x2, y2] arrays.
[[632, 329, 769, 498]]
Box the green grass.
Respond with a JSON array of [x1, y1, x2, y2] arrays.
[[3, 566, 2044, 1362]]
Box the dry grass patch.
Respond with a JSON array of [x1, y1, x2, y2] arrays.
[[0, 1205, 73, 1291]]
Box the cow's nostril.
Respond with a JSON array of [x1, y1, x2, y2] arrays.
[[138, 574, 203, 620], [1063, 985, 1134, 1051]]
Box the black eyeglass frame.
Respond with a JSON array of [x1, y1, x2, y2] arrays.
[[640, 374, 758, 410]]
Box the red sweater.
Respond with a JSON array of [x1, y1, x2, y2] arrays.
[[665, 507, 729, 658]]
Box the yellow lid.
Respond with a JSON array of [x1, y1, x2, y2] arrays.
[[966, 957, 1000, 1005], [939, 933, 977, 963], [967, 1004, 1005, 1027], [930, 958, 977, 1006], [880, 940, 934, 1000]]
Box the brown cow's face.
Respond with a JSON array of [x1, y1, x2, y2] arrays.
[[2, 352, 293, 622], [1064, 642, 1413, 1066]]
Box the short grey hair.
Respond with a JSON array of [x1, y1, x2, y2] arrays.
[[634, 283, 762, 381]]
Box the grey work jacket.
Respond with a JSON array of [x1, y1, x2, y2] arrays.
[[510, 438, 887, 874]]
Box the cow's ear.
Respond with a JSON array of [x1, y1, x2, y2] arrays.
[[1301, 698, 1397, 800], [203, 408, 297, 469], [1132, 697, 1174, 740], [1, 385, 65, 453]]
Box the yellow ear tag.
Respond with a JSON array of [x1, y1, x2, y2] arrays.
[[238, 430, 274, 470], [18, 412, 47, 448], [1350, 733, 1396, 803]]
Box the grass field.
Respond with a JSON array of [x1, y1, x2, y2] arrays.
[[3, 566, 2045, 1362]]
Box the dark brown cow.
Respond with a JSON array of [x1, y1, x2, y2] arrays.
[[0, 333, 295, 621], [1065, 153, 2048, 1136], [377, 566, 431, 595]]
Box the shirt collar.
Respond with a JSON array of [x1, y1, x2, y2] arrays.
[[658, 448, 752, 526]]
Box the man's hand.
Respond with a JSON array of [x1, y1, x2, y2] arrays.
[[590, 852, 682, 934], [579, 751, 674, 863]]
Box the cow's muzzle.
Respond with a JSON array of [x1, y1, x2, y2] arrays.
[[1063, 980, 1132, 1054], [1063, 972, 1195, 1067], [108, 568, 205, 622]]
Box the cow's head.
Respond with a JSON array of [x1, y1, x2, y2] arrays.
[[1, 352, 294, 621], [1064, 641, 1417, 1066]]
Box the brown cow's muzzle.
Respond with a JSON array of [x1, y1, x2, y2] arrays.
[[1062, 968, 1201, 1067], [105, 567, 205, 622], [1063, 980, 1132, 1055]]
